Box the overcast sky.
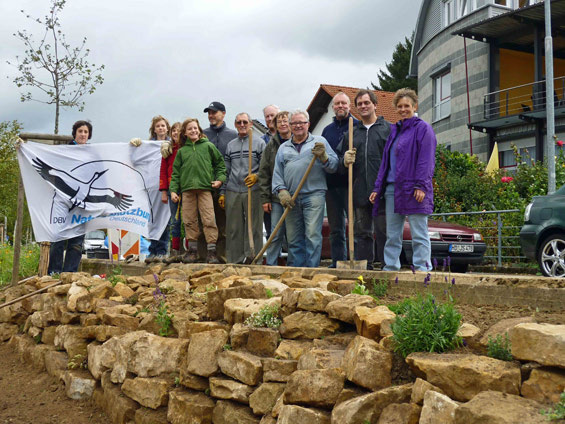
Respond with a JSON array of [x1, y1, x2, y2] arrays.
[[0, 0, 419, 142]]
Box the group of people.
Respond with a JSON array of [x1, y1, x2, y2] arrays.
[[48, 87, 437, 273]]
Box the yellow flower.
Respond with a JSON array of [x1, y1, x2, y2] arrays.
[[357, 275, 364, 283]]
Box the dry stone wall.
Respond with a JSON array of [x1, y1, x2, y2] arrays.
[[0, 265, 564, 424]]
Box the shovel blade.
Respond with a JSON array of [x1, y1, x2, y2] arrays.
[[336, 260, 368, 270]]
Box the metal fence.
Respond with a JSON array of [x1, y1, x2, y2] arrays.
[[431, 209, 524, 267]]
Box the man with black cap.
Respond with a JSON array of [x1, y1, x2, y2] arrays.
[[198, 101, 237, 262]]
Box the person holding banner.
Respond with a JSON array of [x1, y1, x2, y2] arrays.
[[47, 120, 93, 274], [170, 118, 226, 264]]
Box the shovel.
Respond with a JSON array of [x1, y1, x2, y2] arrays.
[[251, 155, 317, 265], [243, 129, 256, 264], [337, 117, 367, 270]]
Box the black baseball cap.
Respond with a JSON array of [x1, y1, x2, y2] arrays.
[[204, 101, 226, 113]]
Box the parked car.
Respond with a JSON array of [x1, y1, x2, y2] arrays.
[[520, 184, 565, 277], [82, 230, 106, 254], [321, 218, 486, 273]]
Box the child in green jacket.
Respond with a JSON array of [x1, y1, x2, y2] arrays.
[[170, 118, 226, 263]]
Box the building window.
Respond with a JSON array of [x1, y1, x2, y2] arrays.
[[433, 71, 451, 121]]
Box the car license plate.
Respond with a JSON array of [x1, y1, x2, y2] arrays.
[[449, 244, 473, 253]]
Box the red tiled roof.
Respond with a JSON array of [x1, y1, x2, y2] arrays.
[[307, 84, 401, 125]]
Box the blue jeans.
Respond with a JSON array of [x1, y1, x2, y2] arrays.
[[285, 192, 325, 268], [48, 235, 85, 274], [168, 192, 181, 239], [326, 185, 347, 266], [149, 222, 169, 256], [383, 184, 431, 271], [266, 202, 294, 266]]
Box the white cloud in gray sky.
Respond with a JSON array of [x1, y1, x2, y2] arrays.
[[0, 0, 419, 141]]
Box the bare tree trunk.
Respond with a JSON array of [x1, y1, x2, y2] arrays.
[[54, 100, 59, 135]]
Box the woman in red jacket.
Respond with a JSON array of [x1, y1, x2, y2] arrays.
[[160, 122, 182, 262]]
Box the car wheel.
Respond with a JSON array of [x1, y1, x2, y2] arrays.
[[537, 233, 565, 277], [450, 263, 469, 273]]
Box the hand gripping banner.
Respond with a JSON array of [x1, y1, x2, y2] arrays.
[[17, 141, 170, 242]]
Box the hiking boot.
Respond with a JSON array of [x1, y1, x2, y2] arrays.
[[181, 249, 198, 264], [164, 249, 181, 264], [207, 249, 220, 264], [144, 254, 156, 264]]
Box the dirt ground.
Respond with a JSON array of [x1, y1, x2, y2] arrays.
[[0, 342, 109, 424]]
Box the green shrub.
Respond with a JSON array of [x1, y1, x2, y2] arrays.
[[245, 304, 282, 329], [486, 333, 513, 361], [541, 391, 565, 421], [0, 243, 40, 287], [351, 282, 369, 296], [155, 300, 174, 337], [371, 277, 388, 298], [391, 294, 462, 358]]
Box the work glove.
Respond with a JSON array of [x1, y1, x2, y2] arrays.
[[129, 138, 142, 147], [218, 194, 225, 209], [244, 173, 258, 188], [344, 148, 356, 166], [161, 140, 172, 158], [278, 190, 294, 209], [312, 142, 328, 163]]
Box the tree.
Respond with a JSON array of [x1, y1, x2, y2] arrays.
[[372, 33, 417, 93], [8, 0, 104, 134]]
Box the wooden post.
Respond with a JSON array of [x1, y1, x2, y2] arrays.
[[11, 175, 25, 286]]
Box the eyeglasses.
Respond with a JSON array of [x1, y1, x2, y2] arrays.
[[290, 121, 308, 127], [235, 121, 249, 126]]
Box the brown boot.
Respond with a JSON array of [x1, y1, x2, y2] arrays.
[[207, 244, 220, 264], [164, 249, 181, 264], [181, 242, 198, 264]]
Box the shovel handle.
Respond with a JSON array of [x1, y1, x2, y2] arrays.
[[348, 117, 354, 268], [247, 129, 255, 256]]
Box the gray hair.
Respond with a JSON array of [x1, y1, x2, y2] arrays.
[[262, 104, 280, 114], [235, 112, 252, 122], [289, 109, 309, 122], [332, 91, 350, 105]]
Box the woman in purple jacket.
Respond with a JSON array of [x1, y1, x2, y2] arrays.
[[369, 88, 437, 271]]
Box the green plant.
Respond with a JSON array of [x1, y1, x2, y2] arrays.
[[352, 276, 370, 296], [245, 304, 282, 329], [541, 391, 565, 421], [265, 288, 274, 298], [223, 344, 232, 351], [174, 376, 180, 387], [486, 333, 513, 361], [68, 354, 87, 370], [391, 293, 462, 358], [0, 243, 40, 287], [107, 265, 123, 287], [33, 334, 42, 344], [153, 287, 174, 337], [371, 277, 388, 298]]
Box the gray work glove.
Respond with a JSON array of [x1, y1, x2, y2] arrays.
[[278, 190, 294, 209], [161, 140, 172, 158], [312, 142, 328, 163], [129, 137, 142, 147], [344, 148, 356, 166]]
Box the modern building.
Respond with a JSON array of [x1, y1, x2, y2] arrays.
[[410, 0, 565, 166]]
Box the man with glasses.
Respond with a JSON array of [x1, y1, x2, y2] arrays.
[[321, 92, 359, 268], [272, 109, 338, 267], [199, 101, 237, 262], [221, 113, 265, 263]]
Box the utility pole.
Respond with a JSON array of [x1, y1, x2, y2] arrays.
[[545, 0, 556, 194]]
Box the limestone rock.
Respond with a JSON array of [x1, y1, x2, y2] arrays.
[[208, 283, 267, 320], [179, 371, 210, 392], [311, 273, 338, 283], [167, 389, 215, 424], [249, 383, 286, 415], [230, 323, 250, 349], [160, 267, 189, 281], [186, 329, 228, 377], [177, 321, 229, 340], [353, 306, 396, 340], [297, 349, 344, 370], [217, 350, 263, 386], [63, 369, 96, 400], [283, 368, 344, 408], [326, 294, 377, 324], [521, 367, 565, 403], [509, 323, 565, 367], [88, 339, 117, 380], [342, 335, 392, 390], [479, 316, 536, 348], [113, 282, 135, 298], [247, 327, 280, 357], [30, 310, 57, 328], [457, 322, 480, 340], [94, 325, 127, 342], [253, 279, 289, 296], [274, 339, 313, 360], [212, 400, 260, 424], [259, 416, 276, 424], [330, 384, 412, 424], [410, 378, 444, 405], [224, 297, 281, 325], [44, 349, 68, 380], [209, 377, 254, 403], [283, 277, 319, 289], [262, 358, 298, 382], [406, 353, 521, 401], [280, 288, 301, 317], [0, 323, 19, 341], [419, 390, 458, 424], [279, 311, 340, 339], [312, 332, 357, 350], [377, 402, 421, 424], [121, 377, 170, 409], [335, 386, 368, 405], [327, 280, 358, 296], [93, 381, 138, 424], [277, 405, 330, 424], [296, 288, 340, 312], [134, 407, 168, 424], [101, 311, 139, 330], [454, 390, 547, 424], [190, 272, 224, 288]]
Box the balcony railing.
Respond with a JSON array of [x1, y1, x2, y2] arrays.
[[483, 76, 565, 120]]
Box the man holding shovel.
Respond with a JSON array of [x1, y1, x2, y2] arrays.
[[337, 90, 391, 269], [221, 113, 265, 264], [272, 110, 338, 267]]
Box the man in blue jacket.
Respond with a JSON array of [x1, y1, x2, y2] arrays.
[[272, 110, 338, 267], [321, 92, 359, 267]]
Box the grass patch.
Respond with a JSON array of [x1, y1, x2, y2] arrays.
[[0, 243, 40, 287]]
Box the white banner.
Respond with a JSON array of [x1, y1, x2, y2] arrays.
[[17, 141, 170, 242]]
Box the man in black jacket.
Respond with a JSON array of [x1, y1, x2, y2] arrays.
[[337, 90, 391, 268]]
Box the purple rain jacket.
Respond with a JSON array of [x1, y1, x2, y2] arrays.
[[372, 116, 437, 216]]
